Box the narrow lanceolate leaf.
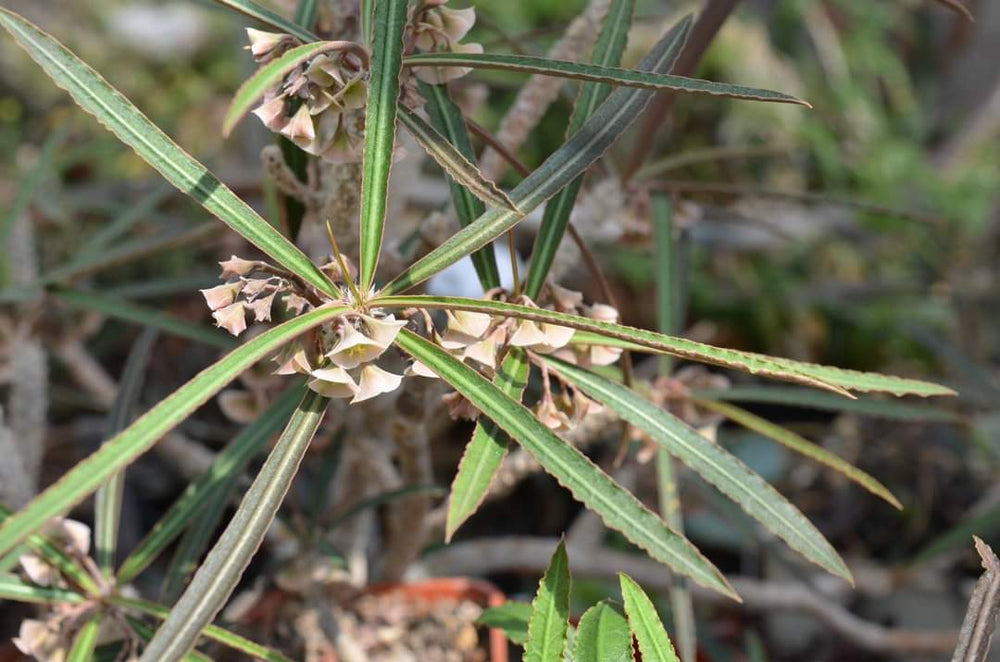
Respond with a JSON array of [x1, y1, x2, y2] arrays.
[[446, 350, 530, 540], [373, 295, 955, 398], [0, 574, 85, 605], [140, 390, 328, 662], [574, 600, 632, 662], [394, 329, 736, 599], [691, 386, 961, 422], [399, 106, 518, 213], [95, 328, 158, 579], [403, 53, 809, 107], [524, 540, 571, 662], [0, 304, 348, 558], [67, 613, 102, 662], [524, 0, 639, 299], [548, 358, 852, 582], [695, 398, 902, 510], [224, 41, 363, 136], [358, 0, 409, 291], [293, 0, 319, 29], [0, 8, 338, 299], [117, 386, 303, 583], [113, 595, 293, 662], [420, 81, 501, 290], [620, 574, 680, 662], [382, 17, 694, 296], [207, 0, 317, 42]]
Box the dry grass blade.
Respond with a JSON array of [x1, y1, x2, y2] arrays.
[[951, 537, 1000, 662]]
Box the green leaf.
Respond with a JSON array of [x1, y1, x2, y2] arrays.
[[113, 595, 293, 662], [223, 41, 364, 137], [0, 304, 348, 558], [524, 0, 638, 299], [52, 287, 236, 350], [0, 573, 85, 604], [328, 484, 447, 528], [95, 328, 158, 579], [403, 53, 809, 107], [547, 357, 852, 582], [446, 350, 530, 540], [420, 81, 501, 290], [207, 0, 317, 42], [574, 600, 632, 662], [67, 613, 102, 662], [382, 17, 694, 296], [477, 601, 532, 645], [694, 398, 902, 510], [360, 0, 374, 46], [160, 484, 231, 604], [293, 0, 319, 29], [393, 329, 736, 599], [0, 505, 101, 597], [524, 540, 571, 662], [140, 390, 327, 661], [913, 503, 1000, 565], [691, 386, 961, 422], [117, 385, 302, 583], [373, 295, 955, 398], [399, 106, 518, 213], [0, 7, 337, 298], [358, 0, 409, 292], [620, 574, 680, 662]]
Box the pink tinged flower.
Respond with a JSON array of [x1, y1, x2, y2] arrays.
[[549, 284, 584, 311], [587, 303, 620, 324], [246, 28, 292, 59], [306, 54, 345, 88], [588, 344, 623, 366], [219, 255, 258, 279], [308, 365, 358, 399], [326, 323, 384, 369], [13, 619, 63, 661], [532, 323, 576, 354], [284, 293, 311, 315], [212, 302, 248, 336], [364, 314, 408, 347], [273, 344, 312, 375], [414, 41, 484, 85], [252, 95, 289, 131], [438, 5, 477, 43], [19, 555, 57, 587], [462, 334, 497, 368], [441, 309, 491, 348], [307, 89, 337, 115], [200, 282, 244, 311], [443, 390, 479, 421], [218, 390, 259, 424], [406, 359, 440, 378], [248, 292, 277, 322], [352, 364, 403, 403], [281, 105, 318, 153], [508, 320, 548, 347], [535, 398, 572, 432]]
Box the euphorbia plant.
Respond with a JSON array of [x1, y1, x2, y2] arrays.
[[0, 0, 954, 659]]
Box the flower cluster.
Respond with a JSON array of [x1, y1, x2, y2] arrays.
[[200, 256, 312, 337], [247, 29, 368, 162], [408, 0, 483, 84]]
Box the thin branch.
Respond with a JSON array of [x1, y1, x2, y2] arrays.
[[951, 537, 1000, 662]]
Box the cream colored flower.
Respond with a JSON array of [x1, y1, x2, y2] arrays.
[[246, 28, 295, 61], [325, 323, 382, 369], [212, 302, 248, 336], [414, 41, 484, 85], [252, 95, 288, 131], [218, 390, 259, 424], [508, 320, 548, 347], [406, 359, 440, 378], [308, 366, 358, 399], [587, 303, 619, 324], [364, 314, 408, 347], [587, 344, 623, 367], [200, 282, 243, 311], [548, 284, 584, 312], [414, 3, 476, 50], [247, 292, 276, 322], [535, 398, 572, 432], [352, 365, 403, 403], [273, 343, 312, 376], [13, 618, 65, 662], [532, 323, 576, 354], [219, 255, 258, 278], [441, 310, 491, 349], [281, 105, 318, 153]]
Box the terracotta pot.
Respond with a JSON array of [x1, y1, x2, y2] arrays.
[[364, 577, 508, 662]]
